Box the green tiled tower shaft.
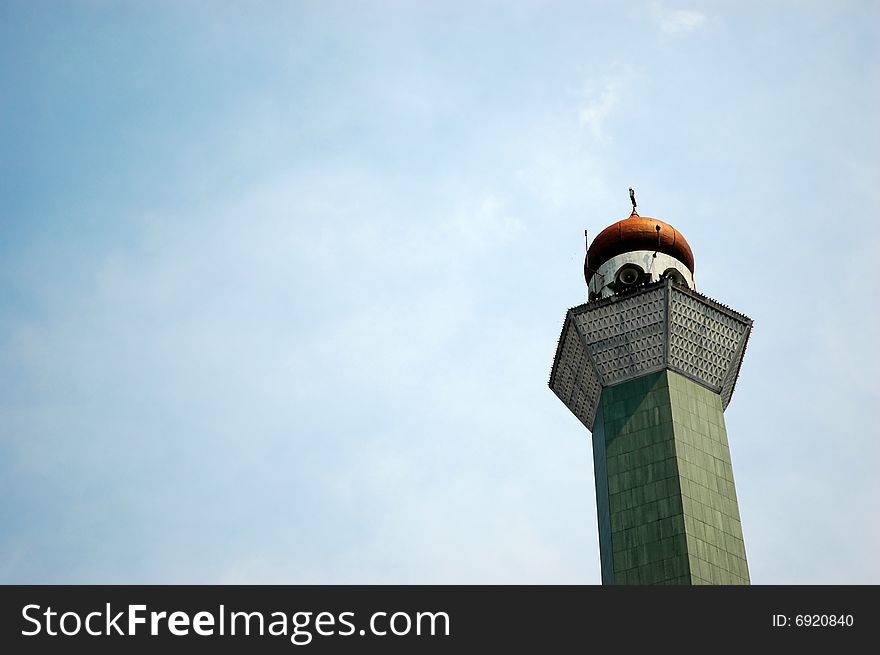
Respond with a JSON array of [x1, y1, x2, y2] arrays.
[[592, 369, 749, 584]]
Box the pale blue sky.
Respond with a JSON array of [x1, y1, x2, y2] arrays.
[[1, 1, 878, 583]]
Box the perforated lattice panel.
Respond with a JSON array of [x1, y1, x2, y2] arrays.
[[549, 314, 602, 429], [719, 322, 751, 410], [550, 280, 752, 430], [573, 287, 666, 386], [668, 287, 749, 394]]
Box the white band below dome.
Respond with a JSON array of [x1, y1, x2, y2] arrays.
[[588, 250, 695, 300]]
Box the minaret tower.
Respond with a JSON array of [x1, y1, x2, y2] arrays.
[[550, 191, 752, 585]]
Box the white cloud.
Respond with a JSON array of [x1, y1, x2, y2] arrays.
[[651, 3, 707, 36], [578, 81, 619, 142], [446, 194, 524, 245]]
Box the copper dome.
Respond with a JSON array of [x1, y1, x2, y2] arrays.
[[585, 213, 695, 284]]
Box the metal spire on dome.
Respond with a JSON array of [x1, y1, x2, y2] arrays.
[[628, 187, 638, 216]]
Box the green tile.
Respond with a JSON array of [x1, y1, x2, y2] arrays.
[[596, 370, 749, 585]]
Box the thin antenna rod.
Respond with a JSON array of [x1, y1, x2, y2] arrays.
[[584, 229, 590, 298]]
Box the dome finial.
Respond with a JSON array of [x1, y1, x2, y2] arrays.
[[629, 187, 638, 216]]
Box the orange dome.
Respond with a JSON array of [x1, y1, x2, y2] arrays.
[[585, 214, 695, 284]]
